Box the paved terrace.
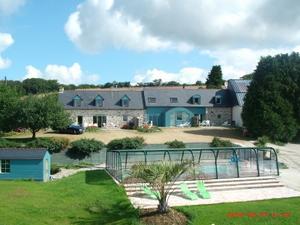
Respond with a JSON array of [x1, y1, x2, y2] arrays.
[[124, 176, 300, 209]]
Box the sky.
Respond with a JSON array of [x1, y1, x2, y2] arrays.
[[0, 0, 300, 85]]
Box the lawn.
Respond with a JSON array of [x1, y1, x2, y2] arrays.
[[1, 170, 300, 225], [0, 170, 139, 225], [179, 197, 300, 225]]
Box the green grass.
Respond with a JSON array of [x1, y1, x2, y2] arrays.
[[178, 197, 300, 225], [0, 170, 139, 225], [1, 170, 300, 225]]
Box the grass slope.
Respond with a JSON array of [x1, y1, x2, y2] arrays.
[[1, 170, 300, 225], [0, 170, 139, 225], [179, 197, 300, 225]]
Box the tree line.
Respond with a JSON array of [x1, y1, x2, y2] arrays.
[[0, 65, 228, 96]]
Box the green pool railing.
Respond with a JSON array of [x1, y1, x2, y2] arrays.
[[106, 147, 279, 182]]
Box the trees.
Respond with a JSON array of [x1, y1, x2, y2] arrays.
[[206, 65, 224, 88], [131, 161, 190, 213], [20, 95, 70, 138], [22, 78, 60, 94], [0, 85, 21, 132], [242, 53, 300, 142]]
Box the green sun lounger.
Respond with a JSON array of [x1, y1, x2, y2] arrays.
[[141, 185, 160, 199], [180, 183, 199, 200], [197, 181, 211, 199]]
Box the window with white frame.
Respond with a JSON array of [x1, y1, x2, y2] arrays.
[[0, 160, 11, 173]]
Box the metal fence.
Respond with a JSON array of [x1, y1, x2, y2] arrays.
[[106, 147, 279, 182]]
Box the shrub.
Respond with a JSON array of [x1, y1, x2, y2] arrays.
[[27, 137, 69, 153], [137, 125, 161, 133], [210, 137, 234, 147], [50, 164, 61, 175], [0, 138, 21, 148], [255, 136, 269, 147], [165, 139, 186, 148], [85, 126, 101, 132], [106, 137, 145, 150], [68, 139, 104, 157]]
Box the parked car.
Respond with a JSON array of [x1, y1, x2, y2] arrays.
[[61, 125, 84, 134]]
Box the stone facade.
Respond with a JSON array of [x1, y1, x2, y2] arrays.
[[205, 107, 232, 126], [67, 109, 145, 128]]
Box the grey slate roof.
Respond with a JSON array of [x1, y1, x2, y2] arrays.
[[228, 79, 251, 106], [59, 90, 145, 110], [0, 148, 48, 160], [144, 88, 232, 107]]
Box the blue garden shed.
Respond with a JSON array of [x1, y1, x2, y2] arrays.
[[0, 148, 51, 182]]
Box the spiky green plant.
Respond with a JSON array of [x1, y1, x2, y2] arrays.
[[131, 161, 191, 213]]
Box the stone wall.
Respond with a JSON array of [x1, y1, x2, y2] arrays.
[[205, 107, 232, 126], [67, 109, 145, 128]]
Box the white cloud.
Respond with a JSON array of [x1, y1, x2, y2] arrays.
[[204, 47, 298, 79], [0, 32, 14, 69], [23, 63, 100, 84], [65, 0, 300, 80], [0, 0, 26, 16], [132, 67, 206, 84], [66, 0, 300, 53], [65, 0, 174, 53]]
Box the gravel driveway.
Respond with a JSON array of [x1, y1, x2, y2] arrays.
[[267, 143, 300, 191]]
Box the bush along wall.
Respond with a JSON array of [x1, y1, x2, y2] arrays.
[[165, 139, 186, 148], [106, 137, 145, 150], [68, 139, 105, 158]]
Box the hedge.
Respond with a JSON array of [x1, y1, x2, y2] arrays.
[[106, 137, 145, 150], [68, 139, 105, 157], [210, 137, 234, 147], [165, 139, 186, 148]]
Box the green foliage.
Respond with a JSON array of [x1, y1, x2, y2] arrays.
[[165, 139, 186, 148], [206, 65, 224, 88], [69, 139, 104, 157], [255, 136, 269, 147], [22, 78, 59, 94], [20, 94, 70, 138], [0, 85, 21, 132], [131, 161, 191, 213], [242, 53, 300, 142], [26, 137, 69, 153], [136, 125, 161, 133], [210, 137, 234, 147], [0, 137, 68, 153], [0, 138, 21, 148], [106, 137, 145, 150]]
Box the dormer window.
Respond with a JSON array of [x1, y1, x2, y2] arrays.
[[121, 95, 130, 107], [170, 97, 178, 103], [192, 95, 201, 104], [95, 95, 103, 107], [148, 97, 156, 103], [73, 95, 82, 107], [215, 95, 222, 104]]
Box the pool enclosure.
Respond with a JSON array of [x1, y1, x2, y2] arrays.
[[106, 147, 279, 182]]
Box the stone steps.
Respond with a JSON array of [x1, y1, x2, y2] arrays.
[[124, 176, 284, 196]]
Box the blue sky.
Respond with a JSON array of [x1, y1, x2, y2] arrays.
[[0, 0, 299, 84]]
